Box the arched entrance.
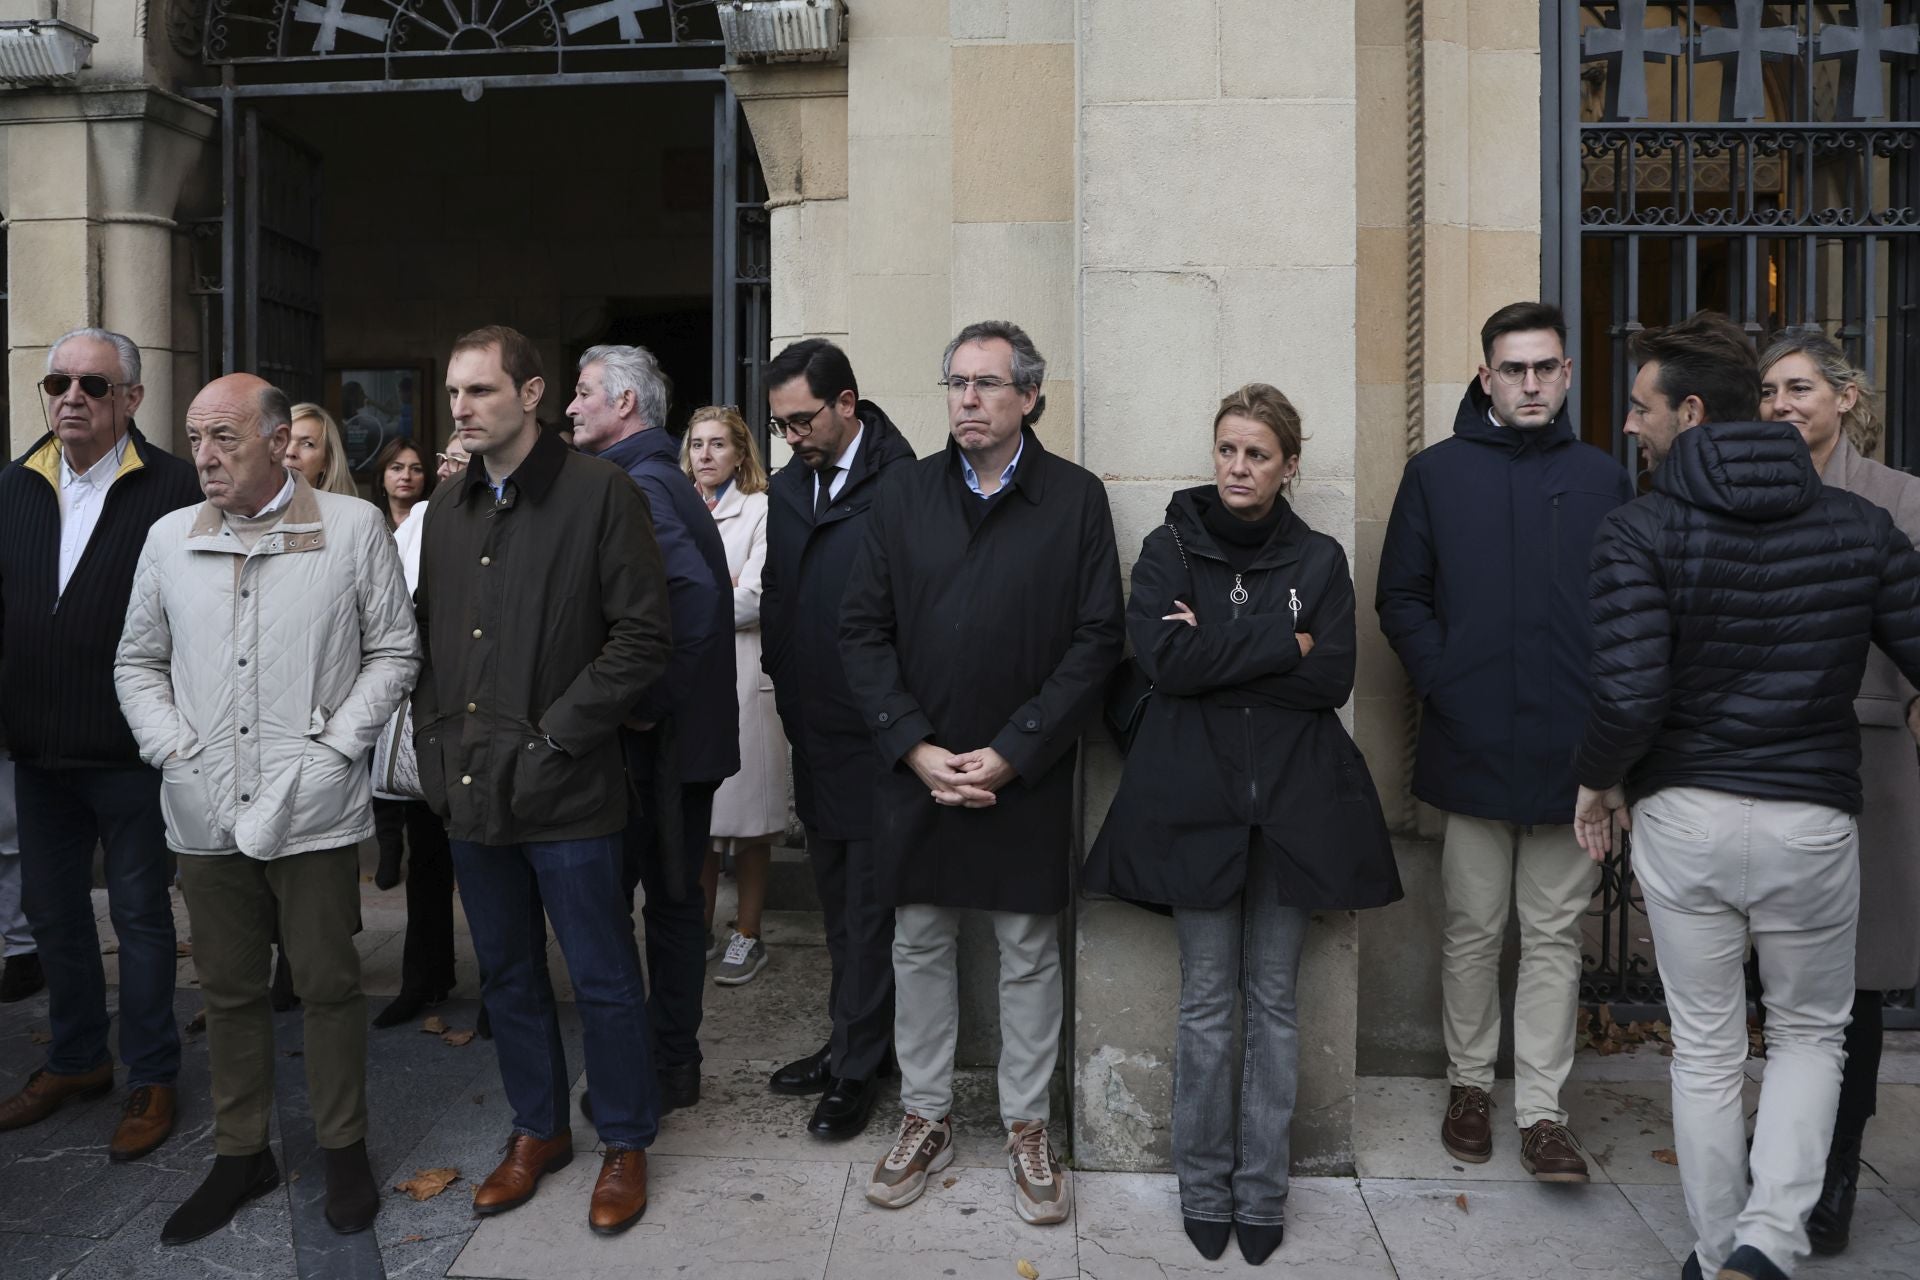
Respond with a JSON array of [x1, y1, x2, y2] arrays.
[[184, 0, 770, 468]]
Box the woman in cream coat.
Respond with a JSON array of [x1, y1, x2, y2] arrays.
[[684, 406, 790, 986]]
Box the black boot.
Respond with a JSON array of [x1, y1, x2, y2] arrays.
[[1183, 1217, 1231, 1261], [269, 950, 299, 1012], [374, 846, 404, 891], [0, 952, 45, 1003], [476, 1005, 492, 1040], [162, 1150, 281, 1245], [371, 988, 445, 1030], [1234, 1218, 1285, 1266], [323, 1140, 379, 1234], [1807, 1132, 1862, 1256]]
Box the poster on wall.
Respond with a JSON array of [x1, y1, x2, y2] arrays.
[[327, 366, 427, 475]]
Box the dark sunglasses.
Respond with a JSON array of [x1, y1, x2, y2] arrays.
[[41, 373, 126, 400]]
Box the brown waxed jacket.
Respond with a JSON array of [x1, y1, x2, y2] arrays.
[[413, 427, 672, 845]]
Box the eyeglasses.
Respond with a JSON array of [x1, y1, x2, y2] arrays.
[[938, 376, 1014, 397], [41, 373, 127, 400], [1491, 360, 1570, 386], [768, 402, 830, 439]]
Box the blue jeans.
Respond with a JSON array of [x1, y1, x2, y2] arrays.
[[15, 764, 180, 1086], [451, 834, 658, 1149], [1170, 839, 1310, 1226]]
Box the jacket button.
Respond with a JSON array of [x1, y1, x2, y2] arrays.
[[480, 556, 491, 566], [461, 775, 473, 785], [878, 712, 890, 725], [237, 658, 247, 667], [240, 793, 249, 802], [240, 727, 248, 735], [240, 589, 249, 598], [471, 628, 483, 639], [467, 702, 477, 713], [1025, 719, 1038, 730]]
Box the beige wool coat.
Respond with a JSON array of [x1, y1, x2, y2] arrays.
[[1824, 435, 1920, 991], [707, 485, 790, 840]]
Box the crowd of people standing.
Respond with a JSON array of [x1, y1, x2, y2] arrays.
[[0, 301, 1912, 1280]]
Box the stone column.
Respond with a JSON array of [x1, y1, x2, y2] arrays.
[[1075, 0, 1363, 1174], [0, 86, 216, 454]]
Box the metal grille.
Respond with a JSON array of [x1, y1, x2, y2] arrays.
[[1546, 2, 1920, 1026], [243, 115, 326, 403]]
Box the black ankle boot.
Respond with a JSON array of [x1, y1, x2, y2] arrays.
[[371, 989, 441, 1030], [1808, 1132, 1862, 1256], [323, 1140, 379, 1234], [1183, 1216, 1231, 1260], [269, 951, 299, 1012], [374, 847, 404, 891], [1234, 1218, 1285, 1265], [162, 1150, 281, 1245]]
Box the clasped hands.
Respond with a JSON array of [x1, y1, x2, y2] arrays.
[[907, 742, 1014, 808], [1163, 599, 1315, 656]]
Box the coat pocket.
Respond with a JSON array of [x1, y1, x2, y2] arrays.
[[293, 740, 364, 841], [509, 735, 613, 830], [159, 742, 217, 852], [413, 717, 453, 821]]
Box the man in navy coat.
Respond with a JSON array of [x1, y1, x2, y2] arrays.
[[1377, 302, 1633, 1183]]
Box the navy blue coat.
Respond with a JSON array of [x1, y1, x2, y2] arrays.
[[762, 402, 916, 840], [596, 428, 740, 786], [1376, 386, 1634, 826]]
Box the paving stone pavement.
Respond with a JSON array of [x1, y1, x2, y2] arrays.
[[0, 852, 1916, 1279]]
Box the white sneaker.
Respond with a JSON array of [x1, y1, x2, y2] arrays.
[[1006, 1120, 1070, 1225], [866, 1113, 954, 1208], [712, 931, 769, 986]]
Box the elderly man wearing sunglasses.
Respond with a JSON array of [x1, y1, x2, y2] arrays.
[[0, 328, 201, 1162]]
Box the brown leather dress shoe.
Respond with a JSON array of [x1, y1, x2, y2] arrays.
[[1519, 1119, 1591, 1183], [0, 1064, 114, 1132], [1440, 1085, 1493, 1163], [589, 1148, 648, 1236], [472, 1131, 574, 1216], [110, 1084, 177, 1162]]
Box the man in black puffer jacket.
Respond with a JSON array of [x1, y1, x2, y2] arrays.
[[1575, 312, 1920, 1280]]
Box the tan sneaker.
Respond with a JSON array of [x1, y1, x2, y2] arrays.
[[866, 1113, 953, 1208], [1006, 1120, 1070, 1225], [1519, 1119, 1590, 1183]]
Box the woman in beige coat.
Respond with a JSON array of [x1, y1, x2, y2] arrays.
[[683, 406, 790, 987], [1760, 326, 1920, 1256]]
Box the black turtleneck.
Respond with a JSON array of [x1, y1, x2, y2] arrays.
[[1200, 489, 1285, 572]]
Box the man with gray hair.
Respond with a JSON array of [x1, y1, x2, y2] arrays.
[[0, 327, 199, 1160], [567, 344, 737, 1116], [117, 372, 418, 1244], [841, 320, 1124, 1226]]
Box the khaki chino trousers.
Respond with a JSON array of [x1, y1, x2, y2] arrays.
[[1440, 813, 1599, 1128]]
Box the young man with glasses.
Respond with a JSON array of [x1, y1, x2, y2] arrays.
[[0, 328, 200, 1161], [759, 339, 916, 1140], [1377, 302, 1634, 1181]]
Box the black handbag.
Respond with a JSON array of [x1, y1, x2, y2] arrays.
[[1103, 523, 1189, 754]]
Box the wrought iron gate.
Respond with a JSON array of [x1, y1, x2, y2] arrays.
[[1545, 1, 1920, 1026]]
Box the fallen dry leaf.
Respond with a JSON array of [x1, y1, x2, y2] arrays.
[[187, 1010, 207, 1033], [942, 1176, 958, 1189], [395, 1168, 460, 1201], [28, 1030, 51, 1045], [1016, 1262, 1039, 1280], [176, 942, 193, 957], [399, 1234, 424, 1244], [1652, 1148, 1679, 1166], [421, 1015, 449, 1035], [1454, 1192, 1469, 1213], [442, 1029, 477, 1048], [101, 943, 119, 956]]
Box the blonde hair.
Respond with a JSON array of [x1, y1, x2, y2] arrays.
[[1757, 326, 1882, 457], [680, 405, 769, 496], [1214, 383, 1307, 488], [290, 403, 358, 496]]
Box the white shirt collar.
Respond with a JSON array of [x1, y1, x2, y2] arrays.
[[61, 434, 128, 490], [247, 472, 297, 519], [830, 424, 865, 475]]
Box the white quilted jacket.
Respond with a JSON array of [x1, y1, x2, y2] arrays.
[[115, 475, 420, 859]]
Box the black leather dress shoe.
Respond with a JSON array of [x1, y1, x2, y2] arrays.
[[807, 1075, 881, 1140], [769, 1043, 832, 1097], [657, 1063, 700, 1114]]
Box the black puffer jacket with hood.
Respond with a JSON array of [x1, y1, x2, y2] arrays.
[[1578, 419, 1920, 814]]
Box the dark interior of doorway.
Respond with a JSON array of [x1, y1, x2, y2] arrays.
[[255, 82, 719, 461]]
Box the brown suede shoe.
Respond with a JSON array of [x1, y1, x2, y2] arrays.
[[0, 1064, 114, 1132], [1440, 1085, 1493, 1163], [588, 1148, 648, 1235], [110, 1084, 177, 1162], [472, 1131, 574, 1216], [1520, 1119, 1591, 1183]]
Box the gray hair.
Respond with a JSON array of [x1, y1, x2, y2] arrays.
[[1758, 324, 1881, 456], [47, 327, 142, 386], [942, 320, 1047, 427], [259, 385, 293, 437], [579, 344, 669, 430]]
